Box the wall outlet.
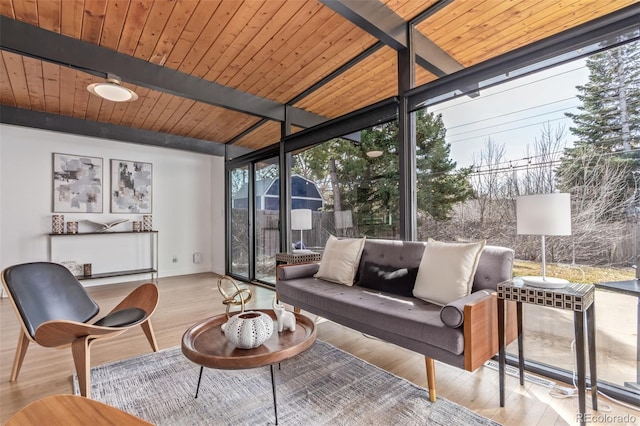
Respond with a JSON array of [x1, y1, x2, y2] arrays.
[[193, 252, 202, 264]]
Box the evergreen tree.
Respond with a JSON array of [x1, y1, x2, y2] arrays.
[[415, 111, 474, 221], [558, 40, 640, 217], [564, 41, 639, 152], [293, 110, 473, 235]]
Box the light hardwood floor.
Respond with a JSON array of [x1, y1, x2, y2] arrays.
[[1, 273, 637, 425]]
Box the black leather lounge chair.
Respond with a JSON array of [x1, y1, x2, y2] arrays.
[[1, 262, 159, 398]]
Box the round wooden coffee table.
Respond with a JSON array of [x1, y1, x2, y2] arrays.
[[181, 309, 316, 425]]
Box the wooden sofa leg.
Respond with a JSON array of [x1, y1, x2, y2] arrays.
[[425, 357, 437, 402], [10, 331, 30, 381]]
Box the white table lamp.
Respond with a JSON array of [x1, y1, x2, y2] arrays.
[[291, 209, 312, 252], [516, 193, 572, 288]]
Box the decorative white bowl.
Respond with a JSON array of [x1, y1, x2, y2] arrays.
[[221, 311, 274, 349]]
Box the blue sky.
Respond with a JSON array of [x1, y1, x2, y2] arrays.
[[429, 58, 590, 169]]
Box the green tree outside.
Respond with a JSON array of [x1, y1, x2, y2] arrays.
[[293, 110, 473, 236], [558, 40, 640, 217]]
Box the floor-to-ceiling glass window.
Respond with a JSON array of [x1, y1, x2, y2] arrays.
[[229, 165, 250, 280], [290, 120, 401, 249], [228, 157, 280, 285], [225, 28, 637, 405], [254, 158, 280, 284], [416, 39, 639, 399]]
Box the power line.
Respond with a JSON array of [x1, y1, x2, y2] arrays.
[[447, 116, 571, 144], [445, 97, 578, 131], [468, 147, 640, 176], [447, 106, 578, 139], [445, 97, 640, 142], [470, 160, 562, 177], [431, 63, 588, 113], [470, 150, 565, 171]]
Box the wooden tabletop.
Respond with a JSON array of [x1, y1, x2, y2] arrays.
[[181, 309, 316, 370], [5, 394, 152, 425]]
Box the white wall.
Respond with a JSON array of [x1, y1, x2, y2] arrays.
[[0, 124, 225, 287]]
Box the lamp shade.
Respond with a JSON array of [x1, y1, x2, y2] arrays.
[[516, 193, 571, 236], [291, 209, 312, 231]]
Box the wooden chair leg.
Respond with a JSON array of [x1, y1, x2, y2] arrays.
[[425, 356, 437, 402], [10, 331, 30, 381], [140, 319, 158, 352], [71, 337, 92, 398]]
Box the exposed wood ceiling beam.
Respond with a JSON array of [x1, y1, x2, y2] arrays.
[[320, 0, 463, 77], [0, 16, 328, 129], [0, 106, 225, 156]]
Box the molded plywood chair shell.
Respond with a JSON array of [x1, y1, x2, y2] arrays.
[[1, 262, 159, 398]]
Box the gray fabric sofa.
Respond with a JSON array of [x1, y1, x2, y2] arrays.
[[276, 238, 516, 401]]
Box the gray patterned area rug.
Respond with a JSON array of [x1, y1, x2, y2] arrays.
[[75, 340, 499, 426]]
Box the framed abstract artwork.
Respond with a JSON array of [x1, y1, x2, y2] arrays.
[[111, 159, 152, 213], [52, 153, 103, 213]]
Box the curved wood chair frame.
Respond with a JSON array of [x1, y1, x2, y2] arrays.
[[2, 268, 159, 399]]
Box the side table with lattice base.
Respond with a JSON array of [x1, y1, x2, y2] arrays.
[[497, 280, 597, 426]]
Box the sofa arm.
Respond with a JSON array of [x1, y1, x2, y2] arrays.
[[462, 291, 498, 371], [276, 263, 320, 281], [462, 292, 517, 371], [440, 290, 493, 328]]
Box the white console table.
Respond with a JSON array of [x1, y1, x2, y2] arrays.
[[48, 231, 158, 281]]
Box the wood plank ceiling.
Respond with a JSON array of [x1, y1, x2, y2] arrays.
[[0, 0, 637, 154]]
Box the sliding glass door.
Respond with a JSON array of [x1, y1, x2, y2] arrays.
[[254, 159, 279, 284], [229, 165, 250, 280], [228, 158, 280, 285]]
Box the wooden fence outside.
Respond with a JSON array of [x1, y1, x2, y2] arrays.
[[242, 209, 638, 267]]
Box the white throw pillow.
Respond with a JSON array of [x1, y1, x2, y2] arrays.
[[314, 236, 366, 286], [413, 238, 486, 306]]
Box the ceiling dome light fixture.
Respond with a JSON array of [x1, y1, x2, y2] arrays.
[[87, 74, 138, 102], [366, 150, 383, 158]]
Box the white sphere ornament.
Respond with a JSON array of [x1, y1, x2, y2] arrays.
[[221, 311, 274, 349]]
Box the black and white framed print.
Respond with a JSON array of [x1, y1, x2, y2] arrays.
[[111, 159, 152, 213], [52, 153, 103, 213]]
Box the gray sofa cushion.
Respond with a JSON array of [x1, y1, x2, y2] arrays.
[[277, 277, 464, 355], [472, 245, 515, 292]]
